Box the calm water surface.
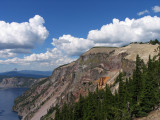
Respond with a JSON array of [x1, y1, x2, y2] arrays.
[[0, 88, 27, 120]]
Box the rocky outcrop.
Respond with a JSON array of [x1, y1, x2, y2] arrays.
[[134, 108, 160, 120], [0, 77, 37, 88], [13, 44, 159, 120]]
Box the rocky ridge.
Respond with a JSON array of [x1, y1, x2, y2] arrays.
[[13, 43, 159, 120]]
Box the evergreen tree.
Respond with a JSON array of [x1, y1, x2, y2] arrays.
[[55, 107, 61, 120], [118, 73, 126, 109], [132, 55, 143, 104]]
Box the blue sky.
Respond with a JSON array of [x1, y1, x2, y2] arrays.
[[0, 0, 160, 72]]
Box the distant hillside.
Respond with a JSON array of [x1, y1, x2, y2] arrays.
[[19, 70, 52, 76], [0, 70, 52, 79], [0, 77, 37, 88], [0, 70, 52, 88]]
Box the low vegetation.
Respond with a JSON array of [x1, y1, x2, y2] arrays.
[[129, 39, 160, 45], [149, 39, 160, 45]]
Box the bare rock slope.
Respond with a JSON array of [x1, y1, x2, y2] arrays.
[[13, 44, 159, 120]]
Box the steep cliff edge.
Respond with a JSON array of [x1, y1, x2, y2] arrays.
[[13, 44, 159, 120]]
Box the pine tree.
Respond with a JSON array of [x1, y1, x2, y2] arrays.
[[118, 73, 126, 109], [61, 103, 69, 120], [102, 84, 114, 119], [132, 55, 143, 104], [55, 107, 61, 120]]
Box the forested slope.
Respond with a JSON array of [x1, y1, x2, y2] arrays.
[[45, 51, 160, 120]]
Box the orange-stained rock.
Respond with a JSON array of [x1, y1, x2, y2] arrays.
[[98, 77, 110, 87]]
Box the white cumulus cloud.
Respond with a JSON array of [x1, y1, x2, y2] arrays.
[[0, 15, 49, 58], [152, 5, 160, 13], [137, 10, 149, 16], [1, 16, 160, 71], [52, 35, 94, 56], [88, 16, 160, 47], [0, 48, 75, 69], [0, 49, 17, 58]]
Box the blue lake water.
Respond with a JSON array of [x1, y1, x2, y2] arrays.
[[0, 88, 27, 120]]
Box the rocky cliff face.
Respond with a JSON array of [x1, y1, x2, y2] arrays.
[[0, 77, 37, 88], [13, 44, 159, 120]]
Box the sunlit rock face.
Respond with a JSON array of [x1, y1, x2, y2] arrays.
[[13, 43, 159, 120]]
